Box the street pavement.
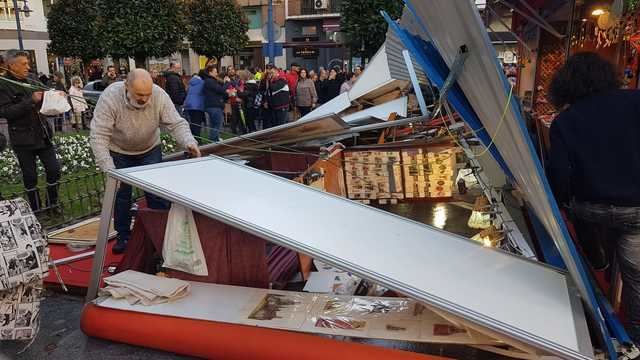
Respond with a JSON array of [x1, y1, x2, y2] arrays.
[[0, 291, 195, 360]]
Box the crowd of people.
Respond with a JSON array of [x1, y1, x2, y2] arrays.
[[32, 60, 364, 143], [164, 62, 363, 142], [0, 49, 364, 252]]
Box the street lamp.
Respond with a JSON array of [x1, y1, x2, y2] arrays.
[[12, 0, 33, 51]]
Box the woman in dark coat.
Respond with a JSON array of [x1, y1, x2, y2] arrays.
[[324, 68, 342, 102]]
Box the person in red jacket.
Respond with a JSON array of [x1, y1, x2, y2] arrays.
[[286, 63, 300, 115], [266, 67, 290, 127]]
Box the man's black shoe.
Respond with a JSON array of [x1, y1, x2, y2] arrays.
[[112, 240, 127, 255]]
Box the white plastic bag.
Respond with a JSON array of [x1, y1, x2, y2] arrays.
[[39, 90, 71, 116], [162, 204, 208, 276]]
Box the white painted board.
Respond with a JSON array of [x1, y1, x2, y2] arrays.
[[109, 157, 590, 359], [298, 92, 351, 122], [96, 281, 495, 345], [342, 97, 408, 124]]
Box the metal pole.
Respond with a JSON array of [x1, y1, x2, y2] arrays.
[[12, 0, 23, 50], [402, 50, 428, 116], [564, 0, 576, 58], [268, 0, 275, 64], [86, 176, 118, 302]]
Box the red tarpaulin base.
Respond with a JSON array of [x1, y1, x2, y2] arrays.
[[44, 240, 123, 289], [81, 304, 449, 360]]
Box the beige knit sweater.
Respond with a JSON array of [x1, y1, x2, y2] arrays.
[[90, 82, 196, 171]]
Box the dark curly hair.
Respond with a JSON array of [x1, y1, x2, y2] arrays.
[[549, 52, 620, 108]]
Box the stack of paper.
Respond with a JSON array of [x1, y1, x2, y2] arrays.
[[99, 270, 190, 306]]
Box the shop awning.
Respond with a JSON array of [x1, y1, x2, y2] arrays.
[[92, 156, 593, 359]]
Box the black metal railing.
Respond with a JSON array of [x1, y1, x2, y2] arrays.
[[0, 171, 107, 230], [301, 0, 341, 15]]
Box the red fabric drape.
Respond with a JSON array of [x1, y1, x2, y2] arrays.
[[118, 208, 270, 289]]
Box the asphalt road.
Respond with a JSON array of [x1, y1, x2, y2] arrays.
[[0, 291, 194, 360]]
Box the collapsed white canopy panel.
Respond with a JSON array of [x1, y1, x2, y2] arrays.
[[108, 157, 592, 359], [298, 92, 351, 122], [342, 97, 408, 124], [348, 44, 395, 101]]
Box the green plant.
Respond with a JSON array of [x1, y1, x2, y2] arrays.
[[0, 133, 179, 185], [185, 0, 250, 61], [95, 0, 186, 66], [47, 0, 105, 64], [340, 0, 403, 60]]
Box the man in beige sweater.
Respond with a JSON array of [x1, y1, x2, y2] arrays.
[[90, 69, 200, 254]]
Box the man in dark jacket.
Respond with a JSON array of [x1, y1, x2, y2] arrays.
[[0, 50, 60, 211], [202, 66, 228, 141], [164, 62, 186, 115], [266, 68, 290, 127]]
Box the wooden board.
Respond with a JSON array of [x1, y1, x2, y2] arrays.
[[294, 146, 347, 278], [95, 280, 500, 346], [201, 114, 349, 157], [359, 80, 409, 103], [48, 217, 116, 245]]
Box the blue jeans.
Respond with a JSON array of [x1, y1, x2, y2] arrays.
[[572, 202, 640, 343], [111, 146, 169, 244], [186, 110, 205, 141], [205, 107, 224, 142]]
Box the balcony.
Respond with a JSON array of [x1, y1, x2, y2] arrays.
[[300, 0, 341, 16]]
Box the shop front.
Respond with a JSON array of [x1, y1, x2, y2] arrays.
[[285, 18, 345, 71]]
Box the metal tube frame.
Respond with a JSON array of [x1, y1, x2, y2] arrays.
[[402, 49, 429, 116], [86, 176, 118, 302]]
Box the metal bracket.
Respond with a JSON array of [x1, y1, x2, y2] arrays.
[[438, 45, 469, 104], [457, 136, 536, 259]]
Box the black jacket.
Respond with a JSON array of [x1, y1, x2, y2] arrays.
[[238, 81, 259, 110], [164, 72, 186, 105], [202, 74, 228, 109], [267, 77, 290, 110], [0, 74, 53, 150], [548, 89, 640, 207], [324, 79, 341, 101]]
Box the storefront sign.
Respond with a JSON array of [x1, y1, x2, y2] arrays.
[[294, 47, 319, 58]]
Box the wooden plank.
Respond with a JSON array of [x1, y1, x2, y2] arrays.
[[378, 112, 399, 144], [371, 89, 403, 106], [48, 217, 116, 245], [201, 115, 349, 157]]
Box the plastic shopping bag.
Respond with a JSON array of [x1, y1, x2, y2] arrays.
[[162, 204, 208, 276], [39, 90, 71, 116]]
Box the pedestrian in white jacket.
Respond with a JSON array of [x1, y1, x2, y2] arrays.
[[68, 76, 88, 131]]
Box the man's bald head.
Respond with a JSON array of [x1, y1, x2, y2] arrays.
[[126, 69, 153, 108]]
